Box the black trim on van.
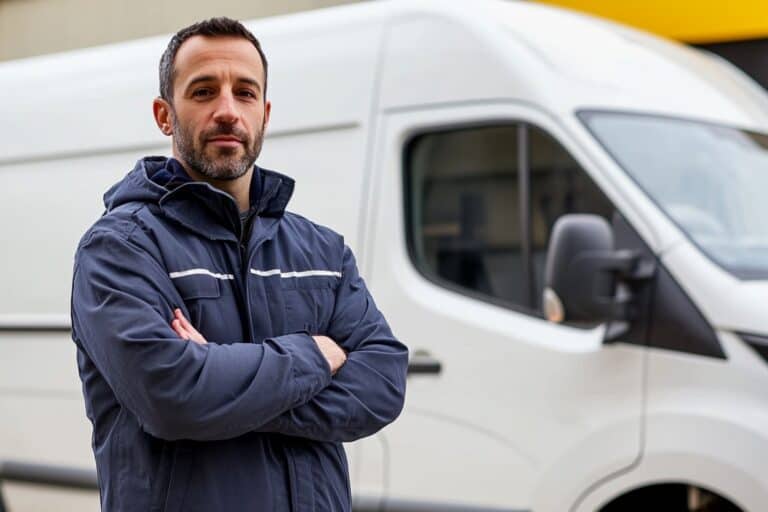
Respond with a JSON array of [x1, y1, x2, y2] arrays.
[[0, 460, 97, 511], [611, 215, 726, 359], [354, 495, 528, 512], [740, 332, 768, 363], [407, 351, 442, 375], [0, 324, 71, 333], [0, 460, 97, 490]]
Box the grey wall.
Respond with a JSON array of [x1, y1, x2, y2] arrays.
[[0, 0, 361, 62]]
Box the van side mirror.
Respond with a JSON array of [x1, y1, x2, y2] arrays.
[[543, 214, 654, 339]]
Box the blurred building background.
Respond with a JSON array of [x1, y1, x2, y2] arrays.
[[1, 0, 767, 90], [0, 0, 358, 61]]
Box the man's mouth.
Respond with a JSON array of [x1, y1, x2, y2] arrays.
[[207, 136, 243, 148]]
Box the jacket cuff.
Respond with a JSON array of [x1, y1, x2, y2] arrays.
[[267, 332, 332, 405]]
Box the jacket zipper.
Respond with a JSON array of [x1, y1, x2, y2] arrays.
[[238, 211, 257, 343]]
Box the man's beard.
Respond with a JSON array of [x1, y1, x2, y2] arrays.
[[172, 114, 265, 181]]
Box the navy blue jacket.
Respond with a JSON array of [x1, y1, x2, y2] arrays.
[[71, 157, 408, 512]]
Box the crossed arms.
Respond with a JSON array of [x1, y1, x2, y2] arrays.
[[71, 230, 408, 443], [171, 309, 348, 376]]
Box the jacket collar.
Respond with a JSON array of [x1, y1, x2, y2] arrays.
[[153, 158, 295, 242]]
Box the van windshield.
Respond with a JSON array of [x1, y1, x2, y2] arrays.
[[580, 111, 768, 280]]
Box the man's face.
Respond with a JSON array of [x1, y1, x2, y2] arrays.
[[166, 35, 270, 181]]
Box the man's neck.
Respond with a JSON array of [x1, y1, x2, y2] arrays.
[[174, 157, 252, 214]]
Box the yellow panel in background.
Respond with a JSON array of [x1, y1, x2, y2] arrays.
[[535, 0, 768, 43]]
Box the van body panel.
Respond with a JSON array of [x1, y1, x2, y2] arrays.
[[0, 333, 83, 393], [574, 331, 768, 512], [2, 484, 99, 512], [257, 124, 369, 252], [0, 392, 93, 468], [0, 38, 168, 164], [0, 149, 151, 318], [378, 15, 520, 111], [663, 240, 768, 336]]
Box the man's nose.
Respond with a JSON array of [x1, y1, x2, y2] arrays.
[[212, 92, 239, 125]]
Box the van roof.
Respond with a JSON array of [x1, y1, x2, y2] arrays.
[[372, 0, 768, 128], [3, 0, 768, 163]]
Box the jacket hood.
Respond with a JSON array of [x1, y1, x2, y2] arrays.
[[103, 156, 170, 211]]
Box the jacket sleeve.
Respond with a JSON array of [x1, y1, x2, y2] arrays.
[[71, 229, 331, 442], [259, 245, 409, 442]]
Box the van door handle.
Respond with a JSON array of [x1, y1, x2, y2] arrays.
[[407, 350, 442, 376]]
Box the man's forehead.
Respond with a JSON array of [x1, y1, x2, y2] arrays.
[[174, 35, 264, 84]]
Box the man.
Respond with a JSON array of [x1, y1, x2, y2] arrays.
[[70, 17, 408, 512]]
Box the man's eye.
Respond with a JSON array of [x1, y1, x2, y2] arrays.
[[192, 88, 213, 98], [237, 90, 257, 99]]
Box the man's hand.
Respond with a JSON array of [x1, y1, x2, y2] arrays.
[[313, 335, 347, 375], [171, 308, 208, 345]]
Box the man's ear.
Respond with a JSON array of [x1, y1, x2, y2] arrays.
[[263, 99, 272, 131], [153, 97, 174, 136]]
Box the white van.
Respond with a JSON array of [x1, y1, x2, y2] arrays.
[[1, 0, 767, 510]]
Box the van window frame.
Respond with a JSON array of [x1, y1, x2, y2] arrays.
[[402, 119, 615, 318]]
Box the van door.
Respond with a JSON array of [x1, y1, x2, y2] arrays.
[[363, 102, 646, 511]]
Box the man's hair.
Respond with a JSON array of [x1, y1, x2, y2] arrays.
[[159, 17, 268, 103]]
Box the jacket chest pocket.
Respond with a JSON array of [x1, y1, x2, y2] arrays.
[[172, 275, 235, 342], [281, 277, 338, 336]]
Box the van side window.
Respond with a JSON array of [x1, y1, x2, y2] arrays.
[[406, 125, 526, 306], [405, 123, 613, 315]]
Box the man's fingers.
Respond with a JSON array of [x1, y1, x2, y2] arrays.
[[312, 335, 347, 375], [179, 312, 202, 337], [173, 308, 208, 344], [171, 318, 190, 340], [173, 310, 191, 332], [175, 309, 200, 335]]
